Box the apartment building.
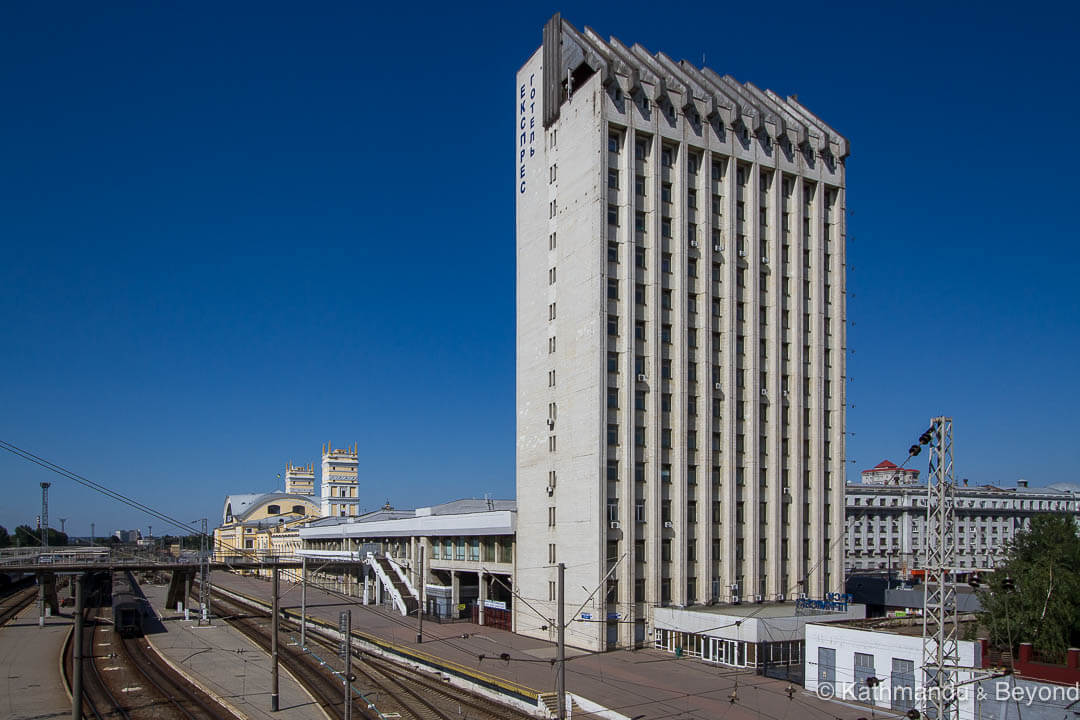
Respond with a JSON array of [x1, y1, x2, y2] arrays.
[[516, 14, 848, 651]]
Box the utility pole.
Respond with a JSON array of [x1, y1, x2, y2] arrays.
[[300, 556, 307, 649], [271, 566, 279, 712], [197, 518, 210, 625], [340, 610, 353, 720], [556, 562, 566, 720], [71, 573, 84, 720], [921, 417, 959, 720], [416, 546, 424, 643]]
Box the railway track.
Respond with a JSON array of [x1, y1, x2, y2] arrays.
[[0, 585, 38, 626], [209, 592, 354, 718], [209, 588, 532, 720], [66, 585, 237, 720]]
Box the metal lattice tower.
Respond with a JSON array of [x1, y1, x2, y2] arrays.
[[40, 482, 51, 549], [921, 417, 958, 720]]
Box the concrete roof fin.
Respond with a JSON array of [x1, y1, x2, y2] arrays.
[[675, 61, 736, 125]]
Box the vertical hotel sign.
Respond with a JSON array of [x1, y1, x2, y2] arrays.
[[519, 72, 537, 194]]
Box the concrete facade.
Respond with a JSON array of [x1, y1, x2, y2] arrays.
[[845, 479, 1080, 574], [516, 16, 848, 651]]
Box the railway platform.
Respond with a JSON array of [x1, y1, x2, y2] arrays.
[[211, 572, 873, 720], [141, 583, 329, 720], [0, 600, 73, 720]]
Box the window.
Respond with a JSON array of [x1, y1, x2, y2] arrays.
[[549, 199, 557, 218], [607, 351, 618, 373], [548, 369, 555, 387], [549, 543, 557, 563], [549, 302, 556, 320], [549, 581, 556, 601], [635, 175, 646, 196], [608, 388, 619, 409], [608, 315, 619, 336], [608, 134, 619, 152], [549, 232, 557, 250], [608, 279, 619, 299], [548, 336, 556, 354], [608, 204, 619, 226], [267, 505, 280, 514], [607, 460, 618, 481], [292, 505, 305, 515], [548, 435, 557, 452], [608, 169, 619, 189], [548, 267, 556, 284], [635, 247, 646, 268], [661, 147, 674, 167], [550, 164, 557, 183], [608, 423, 619, 446]]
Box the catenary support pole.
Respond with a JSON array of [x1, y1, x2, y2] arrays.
[[557, 562, 566, 720], [300, 555, 307, 649], [344, 609, 352, 720], [416, 546, 424, 643], [271, 566, 279, 711], [71, 573, 84, 720]]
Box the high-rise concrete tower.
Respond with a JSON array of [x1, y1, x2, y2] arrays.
[[284, 462, 315, 496], [320, 443, 359, 517], [515, 15, 848, 651]]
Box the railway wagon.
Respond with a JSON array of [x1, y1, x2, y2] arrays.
[[111, 571, 143, 637]]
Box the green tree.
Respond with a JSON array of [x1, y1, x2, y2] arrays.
[[0, 525, 9, 548], [14, 524, 39, 547], [977, 513, 1080, 663]]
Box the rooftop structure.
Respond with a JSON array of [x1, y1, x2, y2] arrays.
[[860, 459, 919, 486], [284, 462, 315, 496], [320, 442, 359, 518]]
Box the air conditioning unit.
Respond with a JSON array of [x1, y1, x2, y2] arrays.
[[760, 388, 768, 397], [547, 418, 555, 428], [690, 239, 699, 248], [714, 244, 724, 253], [738, 249, 747, 257], [782, 390, 790, 398], [663, 521, 673, 528], [731, 594, 741, 604], [714, 382, 723, 391], [755, 594, 764, 603], [777, 593, 786, 602], [546, 486, 555, 497], [797, 592, 808, 600], [762, 257, 770, 265], [637, 373, 647, 382], [610, 521, 621, 529]]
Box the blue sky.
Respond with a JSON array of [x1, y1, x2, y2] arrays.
[[1, 1, 1077, 535]]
